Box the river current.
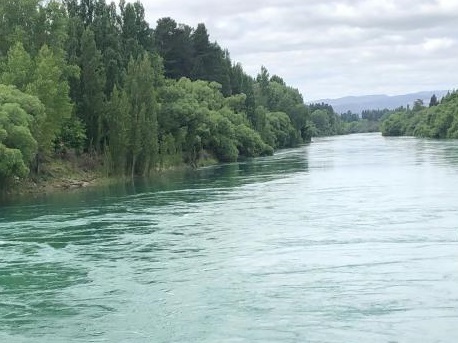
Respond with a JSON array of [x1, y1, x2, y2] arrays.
[[1, 133, 457, 342]]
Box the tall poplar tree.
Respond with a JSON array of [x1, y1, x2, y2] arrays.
[[107, 85, 129, 175], [26, 45, 73, 160], [124, 53, 160, 176], [79, 27, 106, 152]]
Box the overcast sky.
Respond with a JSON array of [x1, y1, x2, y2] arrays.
[[137, 0, 458, 100]]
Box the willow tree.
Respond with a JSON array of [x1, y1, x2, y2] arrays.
[[0, 85, 44, 184]]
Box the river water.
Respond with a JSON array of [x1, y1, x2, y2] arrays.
[[0, 133, 457, 342]]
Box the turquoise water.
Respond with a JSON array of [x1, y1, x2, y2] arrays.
[[1, 133, 457, 342]]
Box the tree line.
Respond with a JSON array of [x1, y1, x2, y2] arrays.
[[308, 103, 382, 137], [381, 93, 458, 138], [0, 0, 318, 187]]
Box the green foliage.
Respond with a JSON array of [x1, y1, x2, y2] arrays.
[[307, 104, 385, 136], [412, 99, 425, 112], [429, 94, 439, 107], [79, 27, 106, 151], [0, 0, 41, 56], [0, 145, 29, 183], [1, 42, 34, 89], [36, 0, 69, 53], [1, 0, 361, 190], [342, 119, 380, 134], [235, 124, 273, 157], [56, 115, 86, 153], [26, 44, 73, 154], [341, 111, 360, 122], [361, 108, 391, 121], [0, 103, 37, 162], [123, 53, 161, 176], [0, 85, 41, 183], [265, 111, 298, 148], [381, 91, 458, 139], [253, 66, 312, 143], [107, 86, 129, 175], [120, 0, 154, 58], [154, 18, 194, 79], [1, 11, 76, 169], [310, 108, 342, 137], [0, 84, 45, 123], [381, 112, 406, 136], [159, 78, 275, 166]]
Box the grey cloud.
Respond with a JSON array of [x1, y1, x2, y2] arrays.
[[138, 0, 458, 99]]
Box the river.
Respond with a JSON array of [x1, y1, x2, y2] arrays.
[[1, 133, 457, 342]]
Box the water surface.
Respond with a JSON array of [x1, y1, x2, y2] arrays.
[[1, 133, 457, 342]]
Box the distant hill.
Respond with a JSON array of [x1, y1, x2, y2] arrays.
[[311, 90, 450, 114]]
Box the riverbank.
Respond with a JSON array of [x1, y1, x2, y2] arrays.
[[2, 153, 219, 200], [3, 159, 108, 197]]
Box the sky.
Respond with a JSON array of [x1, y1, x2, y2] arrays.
[[137, 0, 458, 100]]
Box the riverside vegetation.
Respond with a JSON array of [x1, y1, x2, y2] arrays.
[[381, 92, 458, 138], [0, 0, 404, 194], [1, 0, 306, 193]]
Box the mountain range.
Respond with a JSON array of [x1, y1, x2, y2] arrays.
[[311, 90, 450, 114]]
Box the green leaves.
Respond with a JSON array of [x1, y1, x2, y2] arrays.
[[79, 27, 106, 152], [0, 85, 41, 183], [121, 53, 160, 176], [0, 0, 41, 56], [0, 0, 319, 188], [0, 145, 29, 181], [253, 66, 311, 143], [381, 91, 458, 139], [26, 44, 73, 154], [1, 35, 74, 157], [1, 42, 33, 90], [158, 78, 276, 165]]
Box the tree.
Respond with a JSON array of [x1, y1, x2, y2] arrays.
[[381, 112, 406, 136], [311, 109, 332, 136], [36, 0, 69, 54], [120, 0, 153, 61], [26, 44, 73, 157], [1, 42, 34, 90], [0, 85, 44, 184], [124, 53, 161, 176], [412, 99, 424, 112], [270, 75, 285, 85], [79, 27, 106, 152], [107, 85, 129, 175], [255, 65, 270, 108], [0, 0, 41, 56], [154, 18, 194, 79], [429, 94, 439, 107], [191, 23, 211, 80]]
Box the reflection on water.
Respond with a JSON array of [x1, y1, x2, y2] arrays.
[[1, 146, 308, 211], [1, 133, 458, 343]]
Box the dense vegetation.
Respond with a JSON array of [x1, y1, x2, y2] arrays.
[[308, 103, 382, 137], [0, 0, 392, 192], [381, 92, 458, 138], [0, 0, 318, 189]]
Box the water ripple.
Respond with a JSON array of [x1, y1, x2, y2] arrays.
[[1, 134, 458, 342]]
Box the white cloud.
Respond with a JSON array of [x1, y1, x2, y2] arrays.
[[423, 37, 455, 52], [134, 0, 458, 99]]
